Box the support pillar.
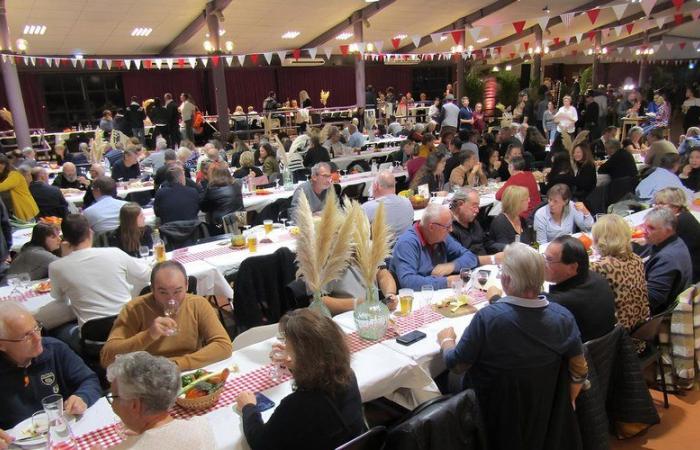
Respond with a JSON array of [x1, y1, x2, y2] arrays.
[[456, 55, 465, 100], [0, 0, 30, 149], [531, 26, 543, 87], [638, 32, 649, 88], [591, 31, 602, 87], [354, 21, 366, 109], [205, 3, 230, 139]]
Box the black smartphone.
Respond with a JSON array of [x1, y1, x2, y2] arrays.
[[396, 330, 427, 346], [254, 393, 275, 413]]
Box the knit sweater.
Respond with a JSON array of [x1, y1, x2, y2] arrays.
[[0, 171, 38, 221]]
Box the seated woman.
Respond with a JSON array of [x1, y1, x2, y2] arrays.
[[106, 351, 216, 449], [200, 164, 243, 235], [489, 185, 532, 252], [589, 214, 649, 331], [482, 148, 502, 180], [258, 143, 280, 178], [680, 147, 700, 192], [626, 126, 644, 153], [107, 202, 153, 257], [410, 152, 446, 193], [534, 183, 593, 245], [0, 154, 38, 221], [495, 156, 539, 219], [8, 222, 61, 280], [571, 143, 597, 200], [642, 92, 670, 135], [543, 152, 576, 196], [236, 309, 366, 450], [233, 151, 263, 179]]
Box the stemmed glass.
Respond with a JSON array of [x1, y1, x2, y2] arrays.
[[477, 270, 489, 289], [163, 299, 178, 336]]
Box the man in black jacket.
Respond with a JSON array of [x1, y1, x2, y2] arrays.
[[154, 165, 200, 224], [29, 168, 68, 218], [449, 189, 503, 266], [164, 92, 180, 148], [110, 147, 142, 182], [544, 235, 616, 342], [125, 96, 146, 144], [597, 139, 638, 180]]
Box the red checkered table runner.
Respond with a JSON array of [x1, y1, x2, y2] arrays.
[[74, 423, 124, 450], [172, 233, 294, 264], [0, 289, 46, 303]]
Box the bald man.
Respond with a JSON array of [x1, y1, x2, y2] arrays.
[[362, 170, 413, 237], [52, 162, 87, 190]]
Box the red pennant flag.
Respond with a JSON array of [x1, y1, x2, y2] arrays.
[[452, 53, 460, 61], [250, 54, 259, 64], [680, 41, 687, 49], [391, 38, 401, 49], [85, 60, 94, 68], [672, 0, 684, 11], [553, 37, 560, 46], [572, 50, 578, 56], [177, 58, 184, 68], [626, 23, 634, 35], [450, 30, 463, 45], [587, 31, 596, 42], [674, 14, 684, 25], [144, 60, 152, 69], [340, 45, 349, 56], [512, 21, 526, 34], [211, 55, 220, 67], [509, 52, 515, 59], [586, 9, 600, 25], [292, 49, 301, 60], [114, 60, 122, 68], [524, 42, 530, 51], [496, 46, 502, 54]]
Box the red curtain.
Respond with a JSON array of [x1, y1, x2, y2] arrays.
[[366, 66, 414, 95], [276, 66, 356, 107], [0, 71, 46, 130], [223, 67, 277, 111]]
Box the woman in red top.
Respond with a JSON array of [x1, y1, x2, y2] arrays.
[[495, 156, 540, 219]]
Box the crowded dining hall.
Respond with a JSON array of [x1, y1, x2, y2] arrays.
[[1, 0, 700, 448]]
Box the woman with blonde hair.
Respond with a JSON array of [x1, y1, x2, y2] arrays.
[[233, 151, 263, 179], [489, 185, 532, 251], [654, 187, 700, 282], [590, 214, 649, 330]]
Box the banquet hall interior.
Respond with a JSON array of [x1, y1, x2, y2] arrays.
[[0, 0, 700, 449]]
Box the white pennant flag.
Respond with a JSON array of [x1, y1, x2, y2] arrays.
[[263, 52, 273, 64], [200, 57, 208, 67], [665, 42, 674, 51], [236, 54, 245, 66], [468, 27, 481, 42], [653, 44, 661, 53], [656, 16, 667, 29], [166, 58, 174, 69], [188, 57, 197, 68], [411, 35, 422, 48], [491, 23, 503, 38], [276, 50, 287, 62], [29, 56, 36, 66], [45, 57, 52, 67], [95, 59, 103, 69], [693, 41, 700, 50], [373, 41, 383, 53], [224, 56, 233, 67], [53, 57, 61, 67], [575, 33, 583, 43], [23, 56, 28, 65], [429, 33, 442, 45], [514, 42, 520, 52], [78, 58, 85, 68], [323, 46, 333, 60], [612, 4, 627, 21], [614, 25, 623, 37], [560, 12, 575, 27], [308, 47, 318, 59], [641, 0, 656, 17], [70, 58, 78, 68], [133, 59, 141, 69], [518, 52, 526, 59], [124, 59, 131, 69], [154, 59, 162, 69], [616, 47, 624, 54], [105, 59, 112, 70], [536, 16, 549, 31]]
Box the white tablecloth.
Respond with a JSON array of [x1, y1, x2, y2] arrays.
[[0, 284, 74, 329]]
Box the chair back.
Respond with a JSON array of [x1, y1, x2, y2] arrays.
[[335, 426, 386, 450], [232, 323, 279, 350], [607, 176, 638, 206], [159, 220, 209, 250], [340, 183, 365, 203], [631, 299, 679, 344], [80, 315, 118, 359], [139, 275, 198, 296], [92, 231, 111, 248], [253, 198, 291, 226], [220, 213, 238, 235]]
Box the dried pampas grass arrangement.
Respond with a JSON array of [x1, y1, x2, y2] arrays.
[[294, 188, 357, 294], [349, 201, 393, 289]]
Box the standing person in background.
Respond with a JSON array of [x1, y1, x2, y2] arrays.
[[439, 94, 460, 137], [0, 155, 38, 221], [125, 96, 146, 145], [472, 102, 486, 135], [179, 93, 195, 143], [542, 101, 557, 145], [99, 110, 114, 135], [555, 95, 578, 139], [164, 93, 180, 149], [458, 96, 474, 140]]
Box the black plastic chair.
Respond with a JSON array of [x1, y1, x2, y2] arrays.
[[340, 183, 365, 203], [630, 299, 679, 408], [139, 275, 199, 296], [335, 426, 387, 450], [80, 315, 118, 359]]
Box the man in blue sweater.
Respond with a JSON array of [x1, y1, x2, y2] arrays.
[[0, 303, 101, 435], [390, 204, 477, 290]]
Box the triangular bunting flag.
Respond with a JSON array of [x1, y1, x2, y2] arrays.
[[22, 56, 28, 66], [78, 59, 85, 68], [236, 55, 245, 66], [45, 57, 52, 68], [143, 60, 152, 69], [411, 35, 422, 48], [586, 9, 600, 25], [251, 54, 261, 65], [391, 38, 401, 49], [468, 27, 481, 42], [323, 47, 333, 60], [672, 0, 684, 11], [70, 58, 77, 68], [187, 57, 197, 68], [519, 52, 526, 59], [105, 59, 112, 70], [308, 47, 318, 59], [512, 21, 526, 34], [166, 58, 173, 70], [692, 10, 700, 21], [553, 37, 560, 46], [133, 59, 141, 69], [53, 58, 61, 68], [263, 52, 273, 64], [224, 56, 233, 67], [612, 4, 627, 21], [430, 33, 441, 45], [587, 31, 596, 42], [674, 14, 684, 25], [524, 42, 530, 51], [616, 47, 624, 54], [641, 0, 656, 17], [212, 56, 220, 67], [575, 33, 583, 43], [614, 26, 623, 37], [536, 16, 549, 31], [154, 59, 162, 69], [340, 45, 349, 56], [679, 41, 686, 50], [29, 56, 36, 66], [491, 23, 503, 38], [373, 41, 383, 53], [95, 59, 102, 69], [514, 42, 520, 52], [560, 13, 575, 28], [292, 49, 301, 60], [653, 44, 661, 53], [199, 57, 208, 67], [626, 23, 635, 34], [124, 59, 131, 69], [665, 42, 674, 50], [276, 50, 286, 62]]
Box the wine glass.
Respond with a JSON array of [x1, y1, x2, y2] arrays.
[[16, 273, 30, 292], [6, 274, 22, 298], [163, 299, 179, 336], [138, 246, 150, 259], [477, 270, 489, 289], [459, 268, 472, 284]]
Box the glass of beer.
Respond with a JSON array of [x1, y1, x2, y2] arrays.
[[398, 288, 414, 316], [247, 233, 258, 253], [263, 220, 273, 235]]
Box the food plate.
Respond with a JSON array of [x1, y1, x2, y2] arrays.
[[33, 281, 51, 293], [255, 189, 272, 195], [8, 412, 76, 447], [432, 295, 477, 318]]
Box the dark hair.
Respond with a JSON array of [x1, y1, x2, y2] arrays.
[[208, 164, 234, 187], [604, 125, 618, 135], [509, 156, 527, 171], [260, 143, 274, 160], [649, 127, 665, 140], [572, 143, 594, 168], [421, 133, 436, 145], [27, 222, 59, 251], [549, 152, 574, 182], [552, 235, 589, 277], [165, 165, 184, 184], [150, 260, 187, 288], [457, 149, 476, 165], [659, 152, 681, 170], [61, 214, 91, 246], [0, 154, 12, 180], [451, 137, 463, 149], [118, 202, 144, 253], [279, 309, 351, 396], [93, 176, 117, 197], [410, 152, 445, 190], [163, 149, 177, 162]]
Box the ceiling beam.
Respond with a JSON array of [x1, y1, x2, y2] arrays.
[[159, 0, 232, 56], [299, 0, 397, 50], [395, 0, 517, 53]]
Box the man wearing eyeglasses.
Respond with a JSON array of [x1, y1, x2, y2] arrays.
[[0, 302, 101, 438], [290, 162, 334, 217], [390, 203, 478, 290]]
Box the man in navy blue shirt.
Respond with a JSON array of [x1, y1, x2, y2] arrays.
[[0, 303, 101, 435], [458, 96, 474, 140]]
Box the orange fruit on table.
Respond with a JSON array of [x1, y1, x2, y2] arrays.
[[693, 198, 700, 207], [578, 234, 592, 250]]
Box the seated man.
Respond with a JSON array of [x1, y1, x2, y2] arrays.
[[544, 235, 616, 342], [81, 163, 106, 208], [82, 176, 127, 233], [28, 167, 68, 218], [449, 189, 503, 265], [390, 204, 477, 290], [104, 143, 124, 167], [49, 214, 151, 350], [635, 207, 693, 315], [111, 146, 142, 182], [636, 153, 693, 201], [141, 137, 169, 172], [347, 124, 366, 149], [154, 165, 200, 225], [0, 303, 101, 432], [101, 261, 232, 370], [361, 170, 413, 237], [51, 162, 87, 190], [448, 149, 487, 188], [290, 162, 333, 217], [643, 127, 677, 168], [597, 139, 638, 181]]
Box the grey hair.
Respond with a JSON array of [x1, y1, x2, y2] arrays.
[[501, 243, 544, 297], [176, 147, 192, 161], [686, 127, 700, 137], [629, 126, 643, 136], [106, 351, 180, 414], [22, 147, 34, 156], [155, 138, 167, 150], [163, 149, 177, 162], [0, 302, 31, 339], [17, 164, 32, 177], [311, 162, 331, 176], [645, 206, 678, 232], [78, 142, 88, 151], [420, 204, 449, 227], [374, 170, 396, 190]]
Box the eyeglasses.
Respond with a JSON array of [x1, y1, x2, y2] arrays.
[[431, 222, 452, 231], [105, 393, 120, 405], [543, 256, 562, 265], [0, 323, 43, 342]]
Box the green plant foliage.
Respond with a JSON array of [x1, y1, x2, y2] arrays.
[[463, 68, 485, 104], [579, 66, 593, 92], [496, 71, 520, 108]]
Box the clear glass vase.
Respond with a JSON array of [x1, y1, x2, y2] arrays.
[[308, 291, 332, 318], [282, 168, 294, 191], [354, 285, 390, 340]]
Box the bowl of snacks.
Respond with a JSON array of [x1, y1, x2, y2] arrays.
[[176, 368, 230, 410], [34, 280, 51, 294], [409, 194, 429, 210]]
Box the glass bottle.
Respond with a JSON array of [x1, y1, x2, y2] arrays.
[[354, 285, 390, 340], [152, 229, 166, 263], [308, 291, 332, 318]]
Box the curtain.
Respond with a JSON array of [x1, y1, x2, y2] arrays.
[[224, 68, 277, 111], [277, 66, 356, 107], [122, 70, 208, 110], [0, 71, 46, 130], [366, 66, 413, 95]]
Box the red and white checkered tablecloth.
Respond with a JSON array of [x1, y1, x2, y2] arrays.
[[0, 289, 46, 303], [74, 423, 124, 450], [172, 245, 244, 264]]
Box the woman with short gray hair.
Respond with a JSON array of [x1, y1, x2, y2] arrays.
[[105, 351, 215, 449]]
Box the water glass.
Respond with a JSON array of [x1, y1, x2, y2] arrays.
[[163, 299, 179, 336], [42, 394, 63, 421], [420, 285, 434, 307], [138, 246, 150, 259]]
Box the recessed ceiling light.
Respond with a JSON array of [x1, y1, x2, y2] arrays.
[[23, 24, 47, 35], [282, 31, 300, 39], [131, 27, 152, 37], [393, 34, 408, 40], [336, 32, 353, 40], [476, 37, 489, 43]]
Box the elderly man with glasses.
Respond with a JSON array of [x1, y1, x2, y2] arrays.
[[390, 204, 477, 290], [0, 302, 101, 439]]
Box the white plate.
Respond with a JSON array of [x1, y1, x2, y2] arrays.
[[8, 415, 47, 447]]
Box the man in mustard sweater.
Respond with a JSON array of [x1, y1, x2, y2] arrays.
[[100, 261, 232, 370]]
